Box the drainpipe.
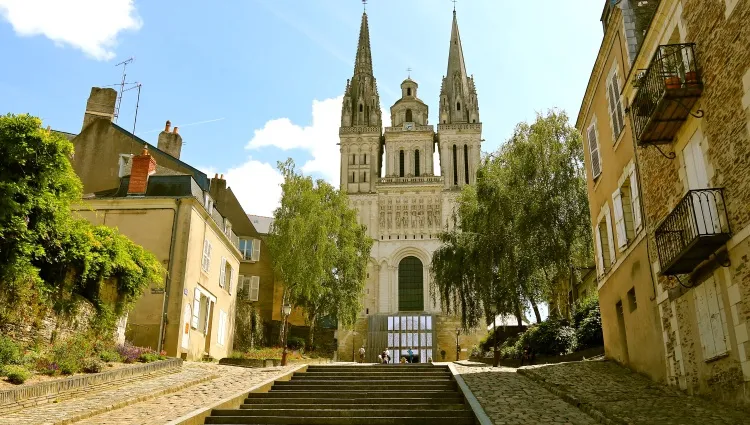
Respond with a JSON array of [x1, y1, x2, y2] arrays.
[[158, 198, 182, 353]]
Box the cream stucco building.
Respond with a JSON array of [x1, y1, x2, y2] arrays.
[[336, 11, 486, 363]]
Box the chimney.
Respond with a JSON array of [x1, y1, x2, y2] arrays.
[[128, 145, 157, 195], [82, 87, 117, 131], [157, 119, 183, 159]]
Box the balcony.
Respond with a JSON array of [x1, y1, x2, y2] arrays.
[[655, 189, 731, 275], [377, 176, 444, 185], [632, 43, 703, 145]]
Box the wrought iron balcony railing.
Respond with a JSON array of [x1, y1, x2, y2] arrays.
[[655, 189, 731, 275], [631, 43, 703, 145]]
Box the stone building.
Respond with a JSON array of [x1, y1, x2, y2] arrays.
[[336, 10, 486, 363], [582, 0, 750, 407], [577, 0, 667, 382], [68, 89, 242, 361]]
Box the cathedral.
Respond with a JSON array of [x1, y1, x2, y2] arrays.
[[337, 9, 486, 363]]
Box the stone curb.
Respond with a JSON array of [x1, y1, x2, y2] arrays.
[[164, 364, 307, 425], [517, 367, 623, 425], [447, 362, 493, 425], [54, 371, 218, 425], [0, 358, 182, 410]]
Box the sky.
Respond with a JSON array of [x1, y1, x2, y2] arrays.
[[0, 0, 605, 218]]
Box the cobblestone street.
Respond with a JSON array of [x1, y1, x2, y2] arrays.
[[0, 363, 296, 425], [457, 360, 750, 425]]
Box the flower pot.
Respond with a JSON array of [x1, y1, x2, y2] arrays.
[[685, 71, 700, 86], [664, 76, 681, 90]]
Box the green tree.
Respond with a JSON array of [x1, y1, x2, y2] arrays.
[[0, 114, 164, 336], [267, 159, 372, 349], [431, 110, 591, 363]]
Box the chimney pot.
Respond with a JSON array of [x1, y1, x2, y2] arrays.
[[173, 127, 179, 134], [215, 173, 219, 179], [165, 120, 171, 132], [220, 174, 224, 179]]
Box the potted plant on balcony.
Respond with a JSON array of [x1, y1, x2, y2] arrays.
[[662, 54, 683, 90], [684, 69, 700, 86]]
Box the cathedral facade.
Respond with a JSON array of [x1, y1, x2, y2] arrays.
[[337, 10, 486, 363]]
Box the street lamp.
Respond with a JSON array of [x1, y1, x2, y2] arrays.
[[281, 303, 292, 366], [455, 328, 461, 362], [351, 331, 358, 363]]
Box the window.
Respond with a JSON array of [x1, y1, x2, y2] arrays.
[[362, 171, 367, 182], [587, 121, 602, 179], [398, 256, 424, 311], [239, 238, 253, 261], [407, 88, 411, 96], [351, 154, 356, 165], [595, 210, 615, 275], [399, 150, 405, 177], [405, 109, 413, 122], [204, 193, 214, 215], [694, 274, 729, 360], [613, 168, 641, 250], [217, 309, 228, 346], [359, 104, 363, 112], [464, 144, 469, 184], [201, 239, 212, 272], [606, 67, 625, 140], [414, 150, 420, 177], [452, 145, 458, 185], [191, 287, 214, 334], [456, 102, 461, 111], [349, 172, 355, 183], [362, 154, 367, 165], [239, 276, 260, 301], [219, 258, 233, 293], [627, 287, 637, 312], [250, 238, 261, 262]]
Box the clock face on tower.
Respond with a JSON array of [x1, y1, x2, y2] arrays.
[[404, 122, 414, 131]]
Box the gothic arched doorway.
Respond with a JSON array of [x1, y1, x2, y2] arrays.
[[398, 256, 424, 311]]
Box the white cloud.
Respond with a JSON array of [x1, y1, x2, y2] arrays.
[[0, 0, 141, 60], [247, 96, 391, 185], [208, 158, 284, 217]]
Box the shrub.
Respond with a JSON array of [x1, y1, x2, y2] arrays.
[[99, 350, 121, 363], [82, 357, 104, 373], [573, 296, 603, 350], [138, 352, 163, 363], [117, 343, 151, 363], [20, 349, 43, 369], [3, 365, 31, 384], [514, 319, 577, 357], [0, 335, 22, 366], [53, 334, 94, 375], [286, 336, 305, 350]]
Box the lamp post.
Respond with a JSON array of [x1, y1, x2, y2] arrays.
[[351, 331, 358, 363], [455, 328, 461, 362], [281, 303, 291, 366]]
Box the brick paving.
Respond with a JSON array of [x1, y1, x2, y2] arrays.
[[518, 360, 750, 425], [455, 363, 597, 425], [0, 362, 294, 425]]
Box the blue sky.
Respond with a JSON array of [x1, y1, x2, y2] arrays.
[[0, 0, 604, 217]]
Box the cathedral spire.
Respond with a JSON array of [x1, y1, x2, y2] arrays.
[[341, 11, 381, 128], [439, 11, 479, 125]]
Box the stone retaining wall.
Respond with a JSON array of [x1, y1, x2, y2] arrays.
[[0, 358, 181, 412]]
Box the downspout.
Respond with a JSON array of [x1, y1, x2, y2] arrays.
[[158, 198, 181, 353]]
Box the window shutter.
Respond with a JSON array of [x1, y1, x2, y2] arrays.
[[217, 310, 227, 346], [694, 283, 714, 358], [629, 171, 642, 231], [608, 71, 624, 138], [219, 257, 226, 287], [252, 239, 261, 262], [588, 124, 602, 178], [250, 276, 260, 302], [604, 210, 616, 266], [595, 227, 605, 276], [613, 71, 624, 135], [191, 288, 201, 328], [612, 190, 627, 248], [705, 277, 728, 356], [204, 301, 212, 335], [227, 266, 233, 294]]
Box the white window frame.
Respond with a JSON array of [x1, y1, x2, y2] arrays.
[[694, 273, 730, 360], [587, 119, 602, 180], [595, 203, 615, 277], [606, 63, 625, 141], [191, 285, 216, 333], [251, 238, 261, 262], [239, 238, 253, 261], [612, 189, 628, 249], [201, 239, 212, 273], [219, 257, 227, 288]]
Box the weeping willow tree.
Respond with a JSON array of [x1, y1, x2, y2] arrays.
[[431, 110, 592, 364]]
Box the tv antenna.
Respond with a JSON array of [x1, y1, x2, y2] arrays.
[[114, 57, 136, 122]]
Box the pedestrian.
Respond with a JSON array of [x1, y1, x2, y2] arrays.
[[358, 345, 366, 363], [407, 347, 414, 363], [400, 356, 407, 364], [520, 344, 531, 366], [381, 348, 390, 364]]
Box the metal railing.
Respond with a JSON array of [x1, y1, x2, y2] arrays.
[[632, 43, 702, 141], [655, 188, 730, 275], [384, 125, 434, 132], [378, 176, 444, 185]]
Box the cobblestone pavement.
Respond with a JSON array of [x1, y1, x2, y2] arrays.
[[0, 362, 295, 425], [455, 363, 597, 425], [518, 360, 750, 425], [72, 363, 296, 425]]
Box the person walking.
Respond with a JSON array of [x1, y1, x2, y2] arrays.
[[358, 345, 366, 363], [381, 348, 390, 364], [407, 347, 414, 364]]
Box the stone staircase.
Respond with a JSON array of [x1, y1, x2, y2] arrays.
[[204, 364, 476, 425]]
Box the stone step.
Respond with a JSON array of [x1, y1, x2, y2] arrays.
[[291, 376, 453, 381], [204, 416, 475, 425], [212, 409, 474, 418], [296, 372, 452, 378], [271, 383, 456, 391], [305, 366, 446, 372], [245, 391, 462, 399], [239, 403, 468, 410]]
